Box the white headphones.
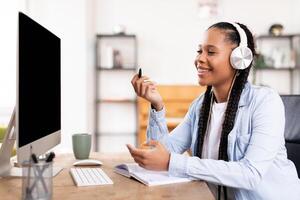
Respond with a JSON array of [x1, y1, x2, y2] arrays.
[[228, 22, 253, 70]]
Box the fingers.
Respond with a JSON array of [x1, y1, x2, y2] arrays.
[[140, 140, 155, 149], [131, 75, 147, 96], [135, 76, 150, 96], [126, 144, 135, 152], [126, 144, 145, 158], [126, 144, 151, 168], [131, 74, 140, 94], [147, 140, 159, 147], [131, 74, 139, 90], [140, 81, 155, 97], [133, 156, 146, 167], [141, 140, 159, 150], [131, 72, 157, 97]]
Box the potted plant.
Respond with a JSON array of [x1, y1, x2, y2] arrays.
[[0, 125, 6, 143]]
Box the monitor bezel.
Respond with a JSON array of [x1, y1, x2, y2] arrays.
[[16, 12, 61, 164]]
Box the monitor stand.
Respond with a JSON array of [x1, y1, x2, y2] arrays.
[[0, 109, 63, 177]]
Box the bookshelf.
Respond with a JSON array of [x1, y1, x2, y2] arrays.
[[95, 34, 138, 152]]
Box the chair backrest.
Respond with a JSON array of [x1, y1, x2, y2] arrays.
[[281, 95, 300, 178]]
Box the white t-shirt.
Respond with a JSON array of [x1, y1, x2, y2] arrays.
[[202, 101, 227, 159], [201, 101, 229, 200]]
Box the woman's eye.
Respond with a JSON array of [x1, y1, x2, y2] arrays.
[[197, 50, 202, 54], [208, 51, 215, 55]]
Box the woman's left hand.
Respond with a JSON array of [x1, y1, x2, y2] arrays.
[[126, 140, 170, 171]]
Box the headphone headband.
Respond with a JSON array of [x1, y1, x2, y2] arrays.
[[228, 22, 248, 47]]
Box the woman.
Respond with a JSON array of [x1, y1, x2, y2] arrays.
[[128, 22, 300, 200]]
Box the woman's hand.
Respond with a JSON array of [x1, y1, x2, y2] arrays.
[[126, 140, 170, 171], [131, 74, 164, 111]]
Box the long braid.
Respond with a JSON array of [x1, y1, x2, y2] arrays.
[[218, 68, 250, 161], [195, 22, 256, 199], [195, 85, 212, 157]]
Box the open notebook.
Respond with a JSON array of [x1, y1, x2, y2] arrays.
[[114, 163, 191, 186]]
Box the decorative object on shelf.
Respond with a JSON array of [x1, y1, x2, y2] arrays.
[[113, 24, 126, 35], [268, 23, 284, 36], [113, 49, 123, 68], [254, 53, 267, 69], [97, 34, 137, 69]]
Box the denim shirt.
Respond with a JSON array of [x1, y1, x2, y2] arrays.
[[147, 82, 300, 200]]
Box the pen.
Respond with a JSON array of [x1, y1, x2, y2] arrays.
[[31, 153, 38, 164], [138, 68, 142, 78], [45, 152, 55, 163]]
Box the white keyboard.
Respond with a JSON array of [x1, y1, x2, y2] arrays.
[[70, 168, 113, 186]]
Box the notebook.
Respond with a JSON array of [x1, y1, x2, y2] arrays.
[[114, 163, 191, 186]]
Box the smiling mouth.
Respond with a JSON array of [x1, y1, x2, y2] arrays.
[[197, 67, 212, 76]]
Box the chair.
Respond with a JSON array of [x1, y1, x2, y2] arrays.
[[281, 95, 300, 178]]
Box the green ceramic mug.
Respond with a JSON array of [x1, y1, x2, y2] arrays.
[[72, 133, 91, 159]]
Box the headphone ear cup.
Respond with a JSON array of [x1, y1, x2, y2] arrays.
[[230, 46, 253, 70]]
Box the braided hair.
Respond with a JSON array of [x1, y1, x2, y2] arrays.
[[195, 22, 256, 199]]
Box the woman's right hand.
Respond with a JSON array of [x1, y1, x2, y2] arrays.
[[131, 74, 164, 111]]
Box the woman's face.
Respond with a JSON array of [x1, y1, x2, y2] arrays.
[[195, 28, 237, 87]]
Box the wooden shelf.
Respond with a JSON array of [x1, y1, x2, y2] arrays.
[[97, 67, 137, 71], [256, 34, 300, 39], [253, 67, 297, 70], [96, 34, 136, 38]]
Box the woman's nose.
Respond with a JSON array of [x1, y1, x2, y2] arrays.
[[195, 54, 206, 67]]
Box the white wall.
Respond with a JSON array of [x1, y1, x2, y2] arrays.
[[0, 1, 18, 125], [26, 0, 89, 152], [95, 0, 300, 92]]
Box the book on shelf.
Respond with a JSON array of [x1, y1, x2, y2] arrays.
[[114, 163, 191, 186]]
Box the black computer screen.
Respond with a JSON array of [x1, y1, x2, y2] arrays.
[[18, 12, 61, 147]]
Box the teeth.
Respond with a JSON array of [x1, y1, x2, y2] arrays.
[[198, 69, 210, 72]]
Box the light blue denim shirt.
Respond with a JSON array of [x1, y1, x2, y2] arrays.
[[147, 82, 300, 200]]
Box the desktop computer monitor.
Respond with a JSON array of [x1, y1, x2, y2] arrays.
[[16, 12, 61, 164], [0, 12, 61, 176]]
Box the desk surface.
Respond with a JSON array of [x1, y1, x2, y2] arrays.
[[0, 152, 214, 200]]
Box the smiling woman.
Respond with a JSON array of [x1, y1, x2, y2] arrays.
[[129, 21, 300, 200]]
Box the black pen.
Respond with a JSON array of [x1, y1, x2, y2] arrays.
[[46, 152, 55, 163], [138, 68, 142, 78], [31, 153, 38, 164]]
